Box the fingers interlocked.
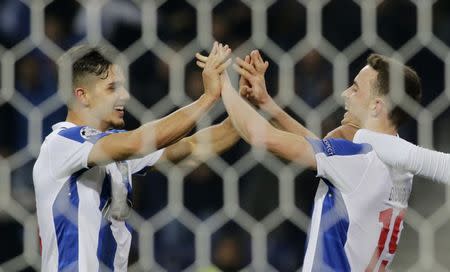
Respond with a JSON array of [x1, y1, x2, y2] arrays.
[[194, 43, 271, 106], [195, 41, 232, 72]]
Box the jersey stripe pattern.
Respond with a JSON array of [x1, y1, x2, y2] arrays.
[[303, 135, 412, 272], [33, 122, 164, 272]]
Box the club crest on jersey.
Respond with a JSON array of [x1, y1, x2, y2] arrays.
[[80, 126, 101, 139]]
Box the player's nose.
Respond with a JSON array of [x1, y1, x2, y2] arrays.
[[120, 88, 131, 101], [341, 88, 349, 98]]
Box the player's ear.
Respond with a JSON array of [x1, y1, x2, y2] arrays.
[[74, 87, 90, 106], [372, 97, 385, 117]]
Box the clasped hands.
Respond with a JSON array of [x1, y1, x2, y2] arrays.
[[195, 41, 270, 109]]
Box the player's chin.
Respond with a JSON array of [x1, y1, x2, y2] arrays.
[[111, 118, 125, 129]]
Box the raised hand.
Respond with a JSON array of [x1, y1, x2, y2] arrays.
[[238, 55, 251, 97], [233, 50, 270, 108], [195, 42, 232, 100]]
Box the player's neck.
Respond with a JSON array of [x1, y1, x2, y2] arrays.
[[66, 110, 109, 132], [363, 118, 397, 136]]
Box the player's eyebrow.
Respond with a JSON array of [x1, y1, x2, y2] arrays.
[[353, 81, 359, 88], [107, 81, 123, 88]]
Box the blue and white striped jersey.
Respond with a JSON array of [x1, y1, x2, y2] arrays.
[[33, 122, 164, 272], [303, 130, 413, 272]]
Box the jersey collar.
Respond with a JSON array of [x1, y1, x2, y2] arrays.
[[52, 121, 77, 131]]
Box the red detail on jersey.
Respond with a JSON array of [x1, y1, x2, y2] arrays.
[[38, 227, 42, 255], [379, 260, 389, 272], [389, 210, 405, 254], [365, 208, 406, 272]]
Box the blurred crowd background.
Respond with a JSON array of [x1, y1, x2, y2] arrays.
[[1, 0, 450, 271]]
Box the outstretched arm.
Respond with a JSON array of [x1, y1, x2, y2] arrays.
[[155, 118, 239, 168], [356, 129, 450, 183], [235, 50, 364, 141], [153, 43, 240, 167], [220, 71, 317, 168], [88, 42, 231, 167]]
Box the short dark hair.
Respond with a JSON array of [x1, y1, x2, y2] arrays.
[[367, 54, 422, 128], [60, 44, 113, 88]]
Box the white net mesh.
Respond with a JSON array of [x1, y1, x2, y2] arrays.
[[0, 0, 449, 271]]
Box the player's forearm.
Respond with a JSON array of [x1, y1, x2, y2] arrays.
[[260, 98, 318, 139], [222, 80, 273, 147], [134, 94, 217, 156], [162, 117, 240, 164], [192, 117, 240, 156], [222, 76, 318, 168]]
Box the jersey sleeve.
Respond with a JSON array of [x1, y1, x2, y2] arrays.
[[354, 129, 450, 184], [49, 126, 111, 179], [306, 137, 373, 194], [128, 149, 165, 175]]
